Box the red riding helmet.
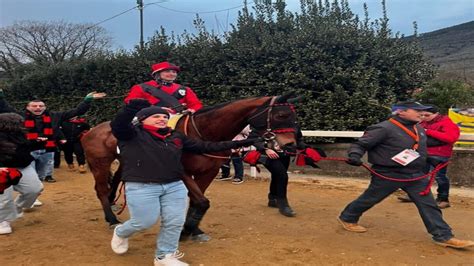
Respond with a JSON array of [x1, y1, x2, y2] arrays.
[[151, 62, 180, 75]]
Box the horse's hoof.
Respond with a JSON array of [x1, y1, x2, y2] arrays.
[[191, 233, 211, 242]]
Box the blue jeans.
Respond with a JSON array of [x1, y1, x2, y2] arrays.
[[339, 174, 453, 242], [221, 155, 244, 179], [30, 150, 54, 180], [427, 156, 450, 201], [116, 181, 188, 258]]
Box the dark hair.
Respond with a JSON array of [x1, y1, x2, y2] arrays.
[[0, 113, 25, 133]]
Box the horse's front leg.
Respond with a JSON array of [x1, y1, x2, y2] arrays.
[[180, 170, 220, 242], [89, 158, 121, 227]]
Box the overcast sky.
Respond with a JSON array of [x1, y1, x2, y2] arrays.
[[1, 0, 473, 50]]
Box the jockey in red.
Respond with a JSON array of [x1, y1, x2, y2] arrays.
[[124, 62, 203, 113]]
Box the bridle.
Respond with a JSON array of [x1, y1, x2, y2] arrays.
[[246, 96, 297, 150], [182, 96, 297, 157]]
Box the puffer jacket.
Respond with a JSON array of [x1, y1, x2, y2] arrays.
[[421, 114, 460, 157]]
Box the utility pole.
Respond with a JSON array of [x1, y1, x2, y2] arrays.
[[137, 0, 144, 49]]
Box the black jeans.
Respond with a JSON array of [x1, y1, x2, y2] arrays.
[[62, 141, 86, 165], [339, 173, 453, 242], [221, 155, 244, 179], [264, 155, 291, 199], [54, 148, 61, 168]]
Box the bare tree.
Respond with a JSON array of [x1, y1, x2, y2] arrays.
[[0, 20, 111, 70]]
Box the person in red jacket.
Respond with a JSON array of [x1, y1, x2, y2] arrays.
[[124, 61, 203, 113], [420, 105, 460, 208], [397, 105, 460, 208]]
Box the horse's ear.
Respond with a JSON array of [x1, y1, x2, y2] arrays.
[[275, 92, 296, 103], [287, 96, 305, 104]]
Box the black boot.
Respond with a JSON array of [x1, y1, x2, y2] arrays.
[[276, 198, 296, 217], [268, 194, 277, 208]]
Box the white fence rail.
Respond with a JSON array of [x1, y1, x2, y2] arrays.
[[249, 131, 473, 178]]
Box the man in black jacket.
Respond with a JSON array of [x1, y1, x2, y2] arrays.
[[109, 99, 256, 266], [60, 116, 90, 173], [338, 101, 474, 249]]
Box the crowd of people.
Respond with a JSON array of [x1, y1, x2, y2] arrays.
[[0, 61, 473, 266]]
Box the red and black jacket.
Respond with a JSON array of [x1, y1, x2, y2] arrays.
[[124, 80, 203, 112]]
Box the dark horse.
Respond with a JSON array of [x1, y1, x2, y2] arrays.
[[81, 94, 299, 240]]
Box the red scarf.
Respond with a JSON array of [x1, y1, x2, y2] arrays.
[[142, 125, 172, 140], [24, 111, 56, 149]]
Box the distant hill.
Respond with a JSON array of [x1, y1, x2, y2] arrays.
[[408, 21, 474, 83]]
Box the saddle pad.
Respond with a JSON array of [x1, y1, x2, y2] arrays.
[[167, 114, 184, 129]]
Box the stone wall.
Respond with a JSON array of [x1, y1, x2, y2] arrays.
[[289, 143, 474, 187]]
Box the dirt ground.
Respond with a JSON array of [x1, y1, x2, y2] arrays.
[[1, 163, 474, 266]]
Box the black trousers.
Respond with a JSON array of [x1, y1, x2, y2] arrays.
[[54, 148, 61, 168], [62, 141, 86, 165], [264, 155, 291, 199], [339, 173, 453, 242]]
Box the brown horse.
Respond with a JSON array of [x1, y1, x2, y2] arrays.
[[81, 94, 299, 240]]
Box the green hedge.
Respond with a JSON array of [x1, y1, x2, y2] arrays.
[[1, 0, 436, 136]]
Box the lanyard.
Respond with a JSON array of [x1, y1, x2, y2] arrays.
[[389, 118, 419, 150]]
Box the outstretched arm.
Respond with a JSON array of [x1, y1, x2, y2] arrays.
[[56, 92, 106, 122], [179, 132, 256, 153], [111, 99, 150, 141]]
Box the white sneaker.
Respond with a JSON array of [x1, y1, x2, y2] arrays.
[[111, 225, 128, 254], [32, 199, 43, 207], [0, 221, 12, 235], [154, 251, 189, 266]]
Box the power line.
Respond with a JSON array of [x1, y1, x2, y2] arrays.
[[88, 6, 138, 28], [146, 3, 248, 14]]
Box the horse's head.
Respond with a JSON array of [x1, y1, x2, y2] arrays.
[[247, 93, 302, 152]]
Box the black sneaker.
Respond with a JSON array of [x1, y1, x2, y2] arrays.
[[215, 176, 232, 181], [44, 176, 56, 183], [232, 178, 244, 184]]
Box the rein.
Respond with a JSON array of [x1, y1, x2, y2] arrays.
[[182, 114, 231, 160], [112, 182, 127, 215], [288, 151, 448, 196]]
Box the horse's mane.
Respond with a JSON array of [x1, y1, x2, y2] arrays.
[[193, 101, 232, 115], [194, 97, 271, 116]]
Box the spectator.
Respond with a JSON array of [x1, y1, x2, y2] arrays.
[[0, 113, 43, 235], [0, 91, 106, 183], [216, 125, 251, 184], [61, 116, 91, 173]]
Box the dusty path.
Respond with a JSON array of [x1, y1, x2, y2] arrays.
[[1, 164, 473, 265]]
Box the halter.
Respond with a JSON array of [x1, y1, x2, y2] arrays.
[[247, 97, 296, 150]]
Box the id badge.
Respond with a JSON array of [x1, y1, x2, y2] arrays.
[[391, 149, 420, 166]]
